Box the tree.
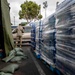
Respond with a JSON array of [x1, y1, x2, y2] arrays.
[[38, 14, 43, 20], [21, 22, 28, 26], [19, 0, 42, 23]]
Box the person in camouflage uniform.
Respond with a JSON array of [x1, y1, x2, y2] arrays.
[[16, 24, 24, 47]]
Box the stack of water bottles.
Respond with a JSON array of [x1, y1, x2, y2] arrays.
[[55, 0, 75, 75], [30, 22, 36, 51], [41, 14, 56, 66], [34, 21, 40, 56]]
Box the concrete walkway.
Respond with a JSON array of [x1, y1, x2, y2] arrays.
[[14, 46, 57, 75], [0, 46, 58, 75]]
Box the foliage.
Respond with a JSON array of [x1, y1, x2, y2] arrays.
[[38, 14, 43, 19], [19, 0, 42, 23], [21, 22, 28, 26]]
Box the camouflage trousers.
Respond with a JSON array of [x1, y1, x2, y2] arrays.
[[16, 36, 22, 47]]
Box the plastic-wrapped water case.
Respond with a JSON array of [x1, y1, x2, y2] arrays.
[[35, 21, 42, 56], [30, 22, 36, 50], [55, 0, 75, 75], [40, 14, 56, 66]]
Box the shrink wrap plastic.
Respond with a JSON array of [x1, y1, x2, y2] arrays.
[[35, 21, 40, 53], [55, 0, 75, 75], [41, 14, 56, 65], [30, 22, 36, 50]]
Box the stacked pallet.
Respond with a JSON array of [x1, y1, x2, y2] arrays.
[[41, 14, 56, 66], [30, 22, 36, 51], [35, 21, 41, 57], [55, 0, 75, 75], [33, 20, 43, 58]]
